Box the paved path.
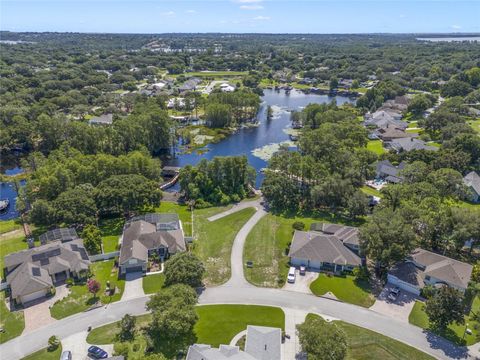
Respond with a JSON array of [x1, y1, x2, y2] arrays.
[[207, 199, 262, 222], [229, 330, 247, 346], [283, 308, 307, 360], [121, 272, 145, 301]]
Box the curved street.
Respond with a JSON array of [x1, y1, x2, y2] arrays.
[[0, 200, 475, 360]]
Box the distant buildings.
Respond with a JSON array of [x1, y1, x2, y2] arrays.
[[364, 110, 407, 130], [384, 137, 438, 153], [89, 114, 113, 125], [375, 160, 406, 184]]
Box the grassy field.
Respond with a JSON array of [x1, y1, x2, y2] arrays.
[[21, 346, 62, 360], [87, 313, 152, 344], [0, 234, 31, 280], [193, 206, 256, 286], [307, 314, 434, 360], [409, 297, 480, 346], [98, 217, 124, 253], [243, 213, 363, 288], [142, 273, 165, 294], [310, 274, 375, 307], [0, 291, 24, 344], [195, 305, 285, 347], [50, 260, 125, 319], [360, 185, 383, 198], [469, 119, 480, 134], [367, 140, 385, 155], [0, 219, 22, 234]]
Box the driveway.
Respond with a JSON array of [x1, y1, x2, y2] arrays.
[[23, 284, 69, 334], [369, 283, 418, 323], [121, 272, 145, 301], [282, 270, 317, 294], [62, 330, 113, 360]]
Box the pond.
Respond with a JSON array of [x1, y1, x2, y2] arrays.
[[164, 88, 356, 189]]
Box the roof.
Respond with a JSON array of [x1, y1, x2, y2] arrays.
[[309, 223, 360, 247], [386, 137, 439, 152], [6, 262, 53, 298], [89, 114, 113, 125], [120, 213, 186, 265], [389, 262, 424, 288], [375, 160, 405, 183], [245, 326, 281, 360], [39, 228, 79, 245], [288, 230, 361, 266], [464, 171, 480, 195], [376, 125, 415, 141], [186, 344, 256, 360]]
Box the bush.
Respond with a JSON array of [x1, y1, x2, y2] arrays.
[[47, 286, 56, 297], [421, 284, 437, 299], [292, 221, 305, 231], [114, 342, 129, 357], [352, 266, 369, 281], [66, 278, 74, 287], [48, 335, 60, 351]]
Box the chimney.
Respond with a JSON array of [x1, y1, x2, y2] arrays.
[[264, 344, 267, 351]]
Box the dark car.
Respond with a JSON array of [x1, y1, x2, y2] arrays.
[[88, 345, 108, 359]]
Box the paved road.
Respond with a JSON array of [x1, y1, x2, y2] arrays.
[[207, 199, 262, 222]]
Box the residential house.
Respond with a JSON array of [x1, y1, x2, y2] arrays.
[[288, 228, 362, 272], [383, 95, 410, 112], [384, 137, 439, 153], [463, 171, 480, 203], [364, 110, 407, 130], [179, 77, 201, 93], [374, 125, 417, 142], [186, 325, 281, 360], [119, 213, 186, 275], [89, 114, 113, 126], [39, 228, 80, 245], [375, 160, 406, 184], [220, 83, 235, 92], [309, 223, 361, 253], [388, 248, 473, 295], [4, 240, 90, 304]]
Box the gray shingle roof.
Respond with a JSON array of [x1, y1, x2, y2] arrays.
[[464, 171, 480, 196], [6, 262, 53, 298], [39, 228, 79, 245], [386, 137, 439, 152], [309, 223, 360, 248]]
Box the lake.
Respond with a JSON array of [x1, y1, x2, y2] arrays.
[[164, 88, 355, 189]]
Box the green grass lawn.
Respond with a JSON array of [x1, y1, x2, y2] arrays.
[[307, 314, 434, 360], [193, 206, 256, 286], [98, 217, 124, 253], [195, 305, 285, 347], [0, 291, 24, 344], [360, 185, 383, 198], [87, 313, 152, 344], [142, 273, 165, 295], [367, 140, 385, 155], [21, 346, 62, 360], [409, 297, 480, 346], [50, 260, 125, 319], [310, 274, 375, 307], [244, 213, 364, 288], [0, 219, 22, 234], [469, 119, 480, 134], [0, 235, 28, 280]]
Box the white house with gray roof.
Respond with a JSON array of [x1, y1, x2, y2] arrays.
[[186, 325, 281, 360], [463, 171, 480, 203]]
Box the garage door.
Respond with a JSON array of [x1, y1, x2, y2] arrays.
[[21, 289, 47, 304], [387, 275, 420, 295], [126, 266, 143, 273]]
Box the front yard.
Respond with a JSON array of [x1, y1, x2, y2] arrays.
[[306, 314, 434, 360], [142, 273, 165, 294], [193, 206, 256, 286], [21, 346, 62, 360], [0, 291, 24, 344], [409, 297, 480, 346], [310, 274, 375, 308], [50, 260, 125, 319]]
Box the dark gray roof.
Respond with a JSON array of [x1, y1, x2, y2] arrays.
[[389, 262, 424, 287], [386, 138, 439, 152], [6, 262, 53, 299], [309, 223, 360, 247], [464, 171, 480, 195], [288, 230, 361, 266], [39, 228, 79, 245], [375, 160, 405, 183]]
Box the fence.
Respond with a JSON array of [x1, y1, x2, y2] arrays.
[[89, 251, 119, 262]]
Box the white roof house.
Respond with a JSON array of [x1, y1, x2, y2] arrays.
[[220, 83, 235, 92]]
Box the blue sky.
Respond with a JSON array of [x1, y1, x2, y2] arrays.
[[1, 0, 479, 34]]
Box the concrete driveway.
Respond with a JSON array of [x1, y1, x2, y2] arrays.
[[282, 270, 318, 294], [121, 272, 145, 301], [62, 330, 113, 360], [369, 283, 418, 322], [23, 284, 69, 334]]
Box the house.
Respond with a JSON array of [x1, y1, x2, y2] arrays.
[[384, 137, 439, 153], [186, 325, 281, 360], [4, 240, 90, 304], [220, 83, 235, 92], [119, 213, 186, 275], [375, 160, 406, 184], [364, 110, 407, 130], [387, 248, 473, 295], [463, 171, 480, 203], [288, 229, 362, 272], [179, 77, 201, 92], [309, 223, 361, 252], [89, 114, 113, 125], [374, 125, 417, 142], [39, 228, 80, 245], [383, 96, 410, 112]]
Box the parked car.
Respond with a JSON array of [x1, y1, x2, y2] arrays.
[[390, 286, 400, 296], [287, 267, 296, 283], [88, 345, 108, 359], [388, 287, 400, 301], [299, 266, 306, 275], [60, 351, 72, 360]]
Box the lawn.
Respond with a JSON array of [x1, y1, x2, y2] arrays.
[[193, 206, 256, 286], [194, 305, 285, 347], [0, 219, 22, 234], [50, 260, 125, 319], [307, 314, 434, 360], [98, 217, 124, 253], [469, 119, 480, 134], [310, 274, 375, 307], [0, 234, 27, 280], [142, 273, 165, 295], [367, 140, 385, 155], [86, 313, 152, 345], [152, 202, 193, 237], [0, 291, 24, 344], [360, 185, 383, 198], [409, 297, 480, 346], [244, 213, 364, 288], [21, 346, 62, 360]]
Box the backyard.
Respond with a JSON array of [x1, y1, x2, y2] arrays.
[[243, 213, 363, 288], [306, 314, 434, 360], [309, 274, 375, 307], [50, 260, 125, 319], [0, 291, 24, 344], [408, 297, 480, 346], [367, 139, 385, 155], [0, 219, 22, 234], [98, 217, 124, 253], [193, 206, 256, 286]]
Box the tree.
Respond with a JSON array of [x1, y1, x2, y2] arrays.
[[346, 191, 369, 219], [54, 185, 97, 226], [164, 252, 205, 288], [118, 314, 136, 341], [82, 225, 102, 255], [297, 316, 347, 360], [29, 199, 56, 226], [87, 279, 101, 300], [48, 335, 60, 351], [425, 286, 465, 330], [329, 77, 338, 90]]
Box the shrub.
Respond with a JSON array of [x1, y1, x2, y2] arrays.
[[292, 221, 305, 231], [421, 284, 437, 299], [48, 335, 60, 351], [114, 342, 129, 357], [66, 278, 74, 287], [352, 266, 369, 281]]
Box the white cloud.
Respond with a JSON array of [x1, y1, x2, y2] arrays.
[[451, 25, 461, 30], [186, 10, 196, 14], [238, 0, 262, 3], [253, 16, 270, 21], [161, 11, 175, 16], [240, 4, 264, 10]]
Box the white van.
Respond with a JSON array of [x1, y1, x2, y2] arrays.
[[287, 267, 296, 283]]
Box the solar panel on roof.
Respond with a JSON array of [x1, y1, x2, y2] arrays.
[[32, 267, 41, 276], [40, 258, 50, 266], [79, 248, 89, 261], [39, 228, 78, 244]]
